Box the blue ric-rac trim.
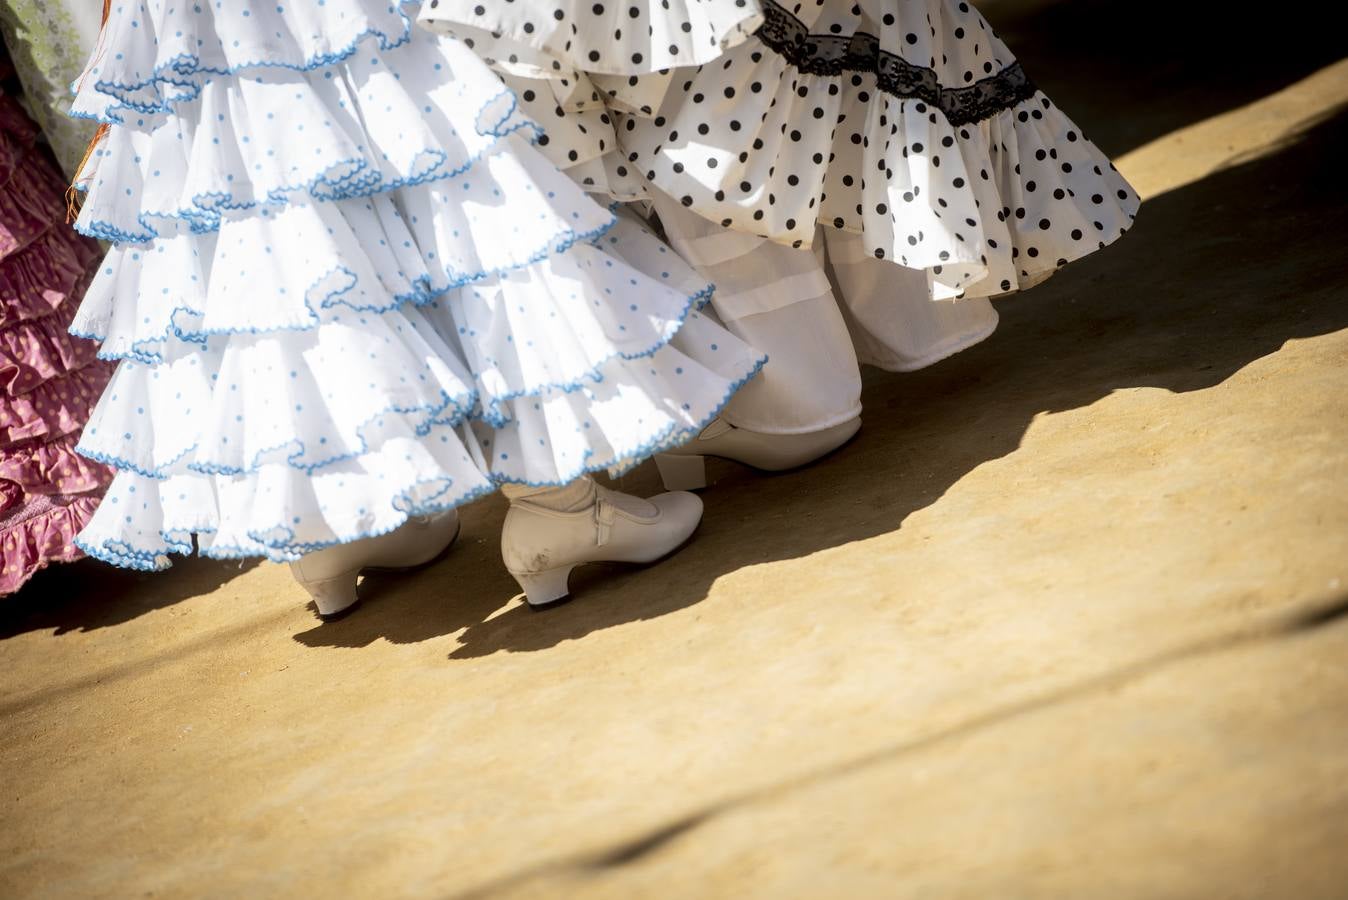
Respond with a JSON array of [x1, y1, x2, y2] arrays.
[[688, 283, 716, 311], [189, 388, 478, 478], [73, 537, 174, 572], [75, 478, 494, 569], [78, 255, 706, 482], [81, 208, 619, 364], [73, 114, 544, 245], [75, 348, 769, 571], [477, 88, 527, 139], [69, 328, 162, 367], [474, 280, 717, 429], [74, 439, 198, 482], [296, 348, 768, 541], [612, 350, 768, 476], [74, 4, 417, 124], [236, 483, 493, 559], [82, 264, 410, 365], [488, 350, 769, 489]]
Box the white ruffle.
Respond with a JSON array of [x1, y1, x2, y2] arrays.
[[77, 214, 724, 479], [71, 162, 710, 383], [78, 314, 475, 478], [471, 310, 762, 485], [70, 0, 415, 122], [72, 145, 624, 360], [73, 32, 537, 242], [78, 427, 494, 569], [78, 323, 762, 570]]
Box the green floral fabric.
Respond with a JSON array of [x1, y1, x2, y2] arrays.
[[0, 0, 99, 178]]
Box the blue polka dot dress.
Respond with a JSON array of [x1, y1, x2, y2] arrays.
[[66, 1, 766, 571]]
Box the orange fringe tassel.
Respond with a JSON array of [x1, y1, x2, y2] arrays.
[[66, 0, 114, 223]]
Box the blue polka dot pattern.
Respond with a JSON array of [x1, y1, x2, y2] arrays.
[[69, 1, 766, 571]]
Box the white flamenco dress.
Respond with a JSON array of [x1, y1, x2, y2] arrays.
[[419, 0, 1140, 435], [66, 1, 765, 571]]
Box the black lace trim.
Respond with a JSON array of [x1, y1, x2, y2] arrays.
[[755, 0, 1037, 126]]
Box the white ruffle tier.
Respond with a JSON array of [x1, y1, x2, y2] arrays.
[[72, 150, 620, 359], [87, 304, 752, 568], [71, 0, 416, 122], [77, 206, 726, 474], [69, 2, 765, 570], [419, 0, 1139, 301], [73, 24, 536, 242]]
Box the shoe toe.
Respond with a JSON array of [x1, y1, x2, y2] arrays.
[[651, 490, 704, 543]]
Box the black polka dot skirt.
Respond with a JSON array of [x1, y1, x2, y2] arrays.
[[421, 0, 1140, 301], [419, 0, 766, 76]]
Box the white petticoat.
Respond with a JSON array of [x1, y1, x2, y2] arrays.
[[68, 1, 765, 570]]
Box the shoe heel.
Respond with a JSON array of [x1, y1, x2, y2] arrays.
[[654, 453, 707, 491], [291, 571, 360, 621], [512, 565, 575, 609]]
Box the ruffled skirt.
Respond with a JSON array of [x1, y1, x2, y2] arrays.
[[68, 1, 765, 570], [0, 87, 111, 595]]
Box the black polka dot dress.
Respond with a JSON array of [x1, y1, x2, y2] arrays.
[[420, 0, 1139, 302]]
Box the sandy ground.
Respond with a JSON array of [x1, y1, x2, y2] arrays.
[[3, 3, 1347, 897]]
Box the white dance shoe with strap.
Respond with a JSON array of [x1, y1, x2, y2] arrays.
[[500, 479, 703, 608]]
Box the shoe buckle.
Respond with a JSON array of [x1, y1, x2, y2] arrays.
[[594, 497, 617, 546]]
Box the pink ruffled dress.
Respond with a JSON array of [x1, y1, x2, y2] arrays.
[[0, 81, 111, 595]]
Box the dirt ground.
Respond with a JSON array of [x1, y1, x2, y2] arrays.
[[3, 3, 1347, 898]]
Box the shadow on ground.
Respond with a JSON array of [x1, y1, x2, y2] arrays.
[[446, 589, 1348, 899], [0, 555, 261, 639]]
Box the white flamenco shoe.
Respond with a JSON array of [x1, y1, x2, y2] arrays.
[[500, 480, 703, 608], [289, 510, 462, 621], [653, 416, 861, 491]]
